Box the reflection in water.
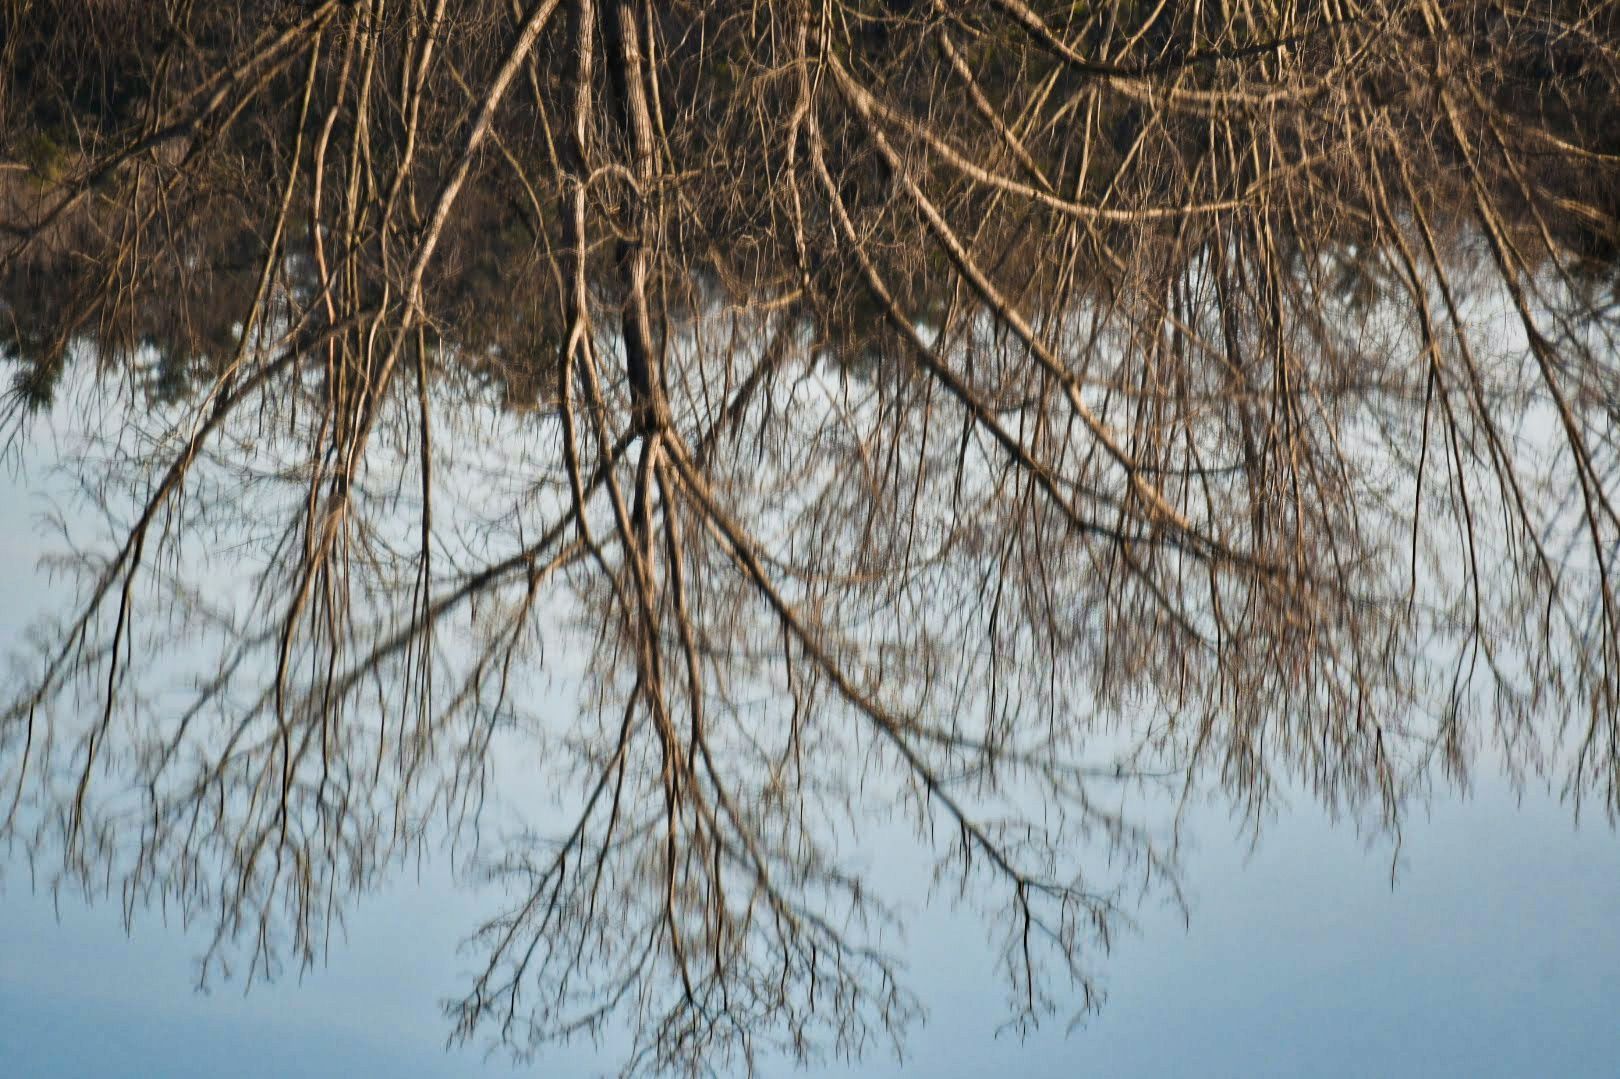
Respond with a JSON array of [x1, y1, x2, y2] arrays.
[[2, 1, 1619, 1074]]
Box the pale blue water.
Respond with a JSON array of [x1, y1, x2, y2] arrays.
[[2, 394, 1617, 1078], [5, 769, 1617, 1077]]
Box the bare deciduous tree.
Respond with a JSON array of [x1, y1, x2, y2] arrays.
[[3, 0, 1619, 1073]]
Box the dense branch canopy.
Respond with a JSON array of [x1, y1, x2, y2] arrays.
[[3, 0, 1619, 1073]]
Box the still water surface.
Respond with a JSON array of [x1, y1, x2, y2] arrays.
[[1, 390, 1616, 1078]]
